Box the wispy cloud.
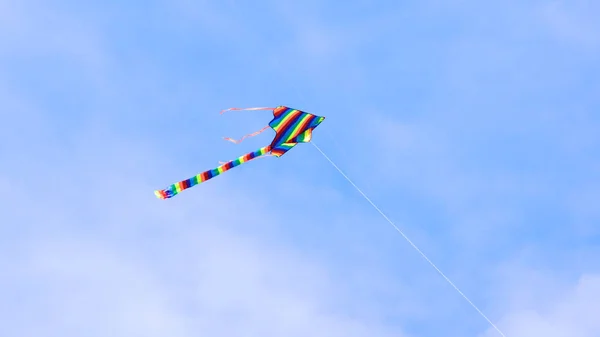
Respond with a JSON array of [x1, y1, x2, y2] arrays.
[[540, 0, 600, 48], [481, 264, 600, 337]]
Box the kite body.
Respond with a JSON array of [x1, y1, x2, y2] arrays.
[[268, 106, 325, 156], [154, 106, 325, 199]]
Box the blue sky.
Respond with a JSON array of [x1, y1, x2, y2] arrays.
[[1, 0, 599, 336]]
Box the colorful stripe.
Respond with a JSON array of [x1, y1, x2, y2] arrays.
[[277, 113, 313, 145], [270, 142, 296, 157], [154, 145, 271, 199], [273, 106, 287, 118]]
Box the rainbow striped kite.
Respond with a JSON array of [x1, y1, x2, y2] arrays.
[[154, 106, 326, 199]]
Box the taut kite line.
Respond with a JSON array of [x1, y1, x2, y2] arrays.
[[154, 106, 325, 199]]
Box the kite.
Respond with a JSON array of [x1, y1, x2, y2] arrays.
[[154, 106, 326, 199]]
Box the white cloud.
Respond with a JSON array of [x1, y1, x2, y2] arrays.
[[481, 272, 600, 337], [0, 189, 407, 337], [1, 239, 190, 337]]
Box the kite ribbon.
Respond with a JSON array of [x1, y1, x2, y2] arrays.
[[154, 145, 272, 199], [219, 107, 275, 114], [223, 125, 271, 144]]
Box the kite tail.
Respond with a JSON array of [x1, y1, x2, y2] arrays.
[[154, 145, 272, 199], [219, 153, 273, 165]]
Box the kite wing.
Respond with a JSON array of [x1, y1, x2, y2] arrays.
[[154, 106, 325, 199]]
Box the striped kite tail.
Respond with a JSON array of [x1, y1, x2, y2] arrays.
[[154, 145, 272, 199]]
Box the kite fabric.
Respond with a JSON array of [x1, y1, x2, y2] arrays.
[[154, 106, 326, 199]]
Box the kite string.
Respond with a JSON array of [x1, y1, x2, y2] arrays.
[[310, 141, 507, 337]]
